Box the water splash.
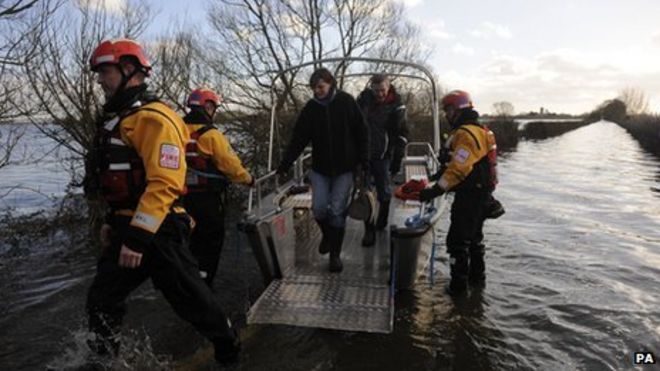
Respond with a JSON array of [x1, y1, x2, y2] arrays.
[[46, 328, 172, 370]]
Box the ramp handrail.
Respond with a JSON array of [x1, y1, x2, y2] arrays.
[[403, 142, 441, 171], [248, 152, 312, 216]]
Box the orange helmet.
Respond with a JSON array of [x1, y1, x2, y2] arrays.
[[187, 88, 222, 108], [90, 39, 152, 76], [441, 90, 473, 110]]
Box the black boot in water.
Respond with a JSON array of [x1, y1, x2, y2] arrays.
[[328, 226, 345, 273], [468, 243, 486, 285], [446, 252, 469, 296], [214, 327, 241, 366], [361, 221, 376, 247]]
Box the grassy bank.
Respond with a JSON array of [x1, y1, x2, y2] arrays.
[[519, 120, 591, 141], [618, 115, 660, 156], [484, 120, 519, 150]]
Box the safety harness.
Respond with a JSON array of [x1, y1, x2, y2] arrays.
[[185, 125, 230, 193]]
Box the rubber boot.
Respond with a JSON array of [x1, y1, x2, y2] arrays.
[[375, 200, 390, 230], [316, 218, 330, 255], [328, 226, 345, 273], [214, 327, 241, 366], [361, 221, 376, 247], [445, 252, 468, 296], [468, 243, 486, 285]]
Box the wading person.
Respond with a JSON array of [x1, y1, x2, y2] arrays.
[[183, 88, 253, 288], [419, 90, 498, 296], [276, 68, 369, 273], [85, 39, 240, 365], [356, 74, 408, 246]]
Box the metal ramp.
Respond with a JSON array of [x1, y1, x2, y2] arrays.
[[247, 209, 393, 333]]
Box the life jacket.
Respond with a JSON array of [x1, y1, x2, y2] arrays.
[[185, 125, 229, 193], [484, 125, 498, 189], [455, 124, 498, 191], [96, 105, 148, 210]]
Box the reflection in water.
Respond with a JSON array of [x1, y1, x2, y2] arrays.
[[1, 120, 660, 370]]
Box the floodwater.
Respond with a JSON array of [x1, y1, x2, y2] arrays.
[[0, 120, 659, 370]]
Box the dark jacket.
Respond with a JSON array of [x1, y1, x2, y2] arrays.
[[357, 86, 408, 172], [278, 89, 368, 177]]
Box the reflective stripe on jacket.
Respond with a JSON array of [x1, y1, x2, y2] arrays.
[[100, 100, 188, 239]]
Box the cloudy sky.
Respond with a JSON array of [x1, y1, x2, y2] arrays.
[[103, 0, 660, 115], [401, 0, 660, 114]]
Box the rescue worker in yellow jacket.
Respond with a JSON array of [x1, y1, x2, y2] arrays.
[[84, 39, 239, 365], [419, 90, 497, 296], [182, 88, 253, 288]]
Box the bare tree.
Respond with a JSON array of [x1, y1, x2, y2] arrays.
[[150, 29, 221, 112], [492, 101, 514, 117], [208, 0, 427, 112], [207, 0, 429, 172], [0, 124, 23, 169], [618, 87, 649, 115], [15, 0, 152, 165], [0, 0, 38, 17], [9, 0, 152, 221]]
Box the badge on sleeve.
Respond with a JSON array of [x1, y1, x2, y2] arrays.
[[159, 143, 181, 169], [454, 147, 470, 164]]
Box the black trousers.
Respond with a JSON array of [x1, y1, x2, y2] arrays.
[[86, 213, 234, 354], [183, 192, 225, 287], [446, 189, 489, 256]]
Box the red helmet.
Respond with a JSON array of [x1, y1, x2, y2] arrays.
[[441, 90, 473, 110], [90, 39, 152, 76], [187, 88, 222, 108]]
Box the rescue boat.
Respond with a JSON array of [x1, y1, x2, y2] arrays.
[[239, 58, 450, 333]]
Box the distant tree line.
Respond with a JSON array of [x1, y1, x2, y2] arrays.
[[587, 87, 660, 156]]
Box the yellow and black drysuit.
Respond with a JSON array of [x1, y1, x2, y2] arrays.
[[423, 108, 494, 294], [183, 108, 252, 287], [84, 84, 237, 357]]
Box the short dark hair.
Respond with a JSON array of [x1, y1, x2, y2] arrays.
[[370, 74, 389, 86], [309, 68, 336, 88]]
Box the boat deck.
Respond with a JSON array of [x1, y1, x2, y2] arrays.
[[247, 207, 394, 333]]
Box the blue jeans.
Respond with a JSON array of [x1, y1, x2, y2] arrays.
[[309, 170, 354, 228], [369, 158, 392, 203]]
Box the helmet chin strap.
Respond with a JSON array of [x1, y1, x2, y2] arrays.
[[203, 106, 216, 123], [120, 65, 139, 92], [103, 64, 146, 113]]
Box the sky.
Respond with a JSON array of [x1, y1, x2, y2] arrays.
[[97, 0, 660, 115]]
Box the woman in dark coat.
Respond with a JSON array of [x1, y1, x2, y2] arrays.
[[276, 68, 369, 272]]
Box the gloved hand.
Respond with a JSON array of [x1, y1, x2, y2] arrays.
[[428, 170, 442, 182], [419, 184, 444, 202]]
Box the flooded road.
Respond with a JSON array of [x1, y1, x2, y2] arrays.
[[1, 120, 659, 370]]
